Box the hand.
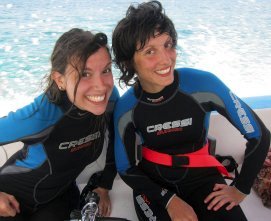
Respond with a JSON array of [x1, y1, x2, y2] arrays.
[[167, 195, 198, 221], [93, 187, 111, 217], [0, 192, 20, 217], [204, 184, 246, 211], [264, 149, 271, 166]]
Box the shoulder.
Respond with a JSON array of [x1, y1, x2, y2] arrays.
[[0, 94, 64, 143], [114, 87, 138, 119], [33, 94, 64, 121], [109, 86, 120, 102], [175, 68, 227, 93], [176, 67, 219, 82], [6, 94, 64, 124], [107, 86, 120, 113]]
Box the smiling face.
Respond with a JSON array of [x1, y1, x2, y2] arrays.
[[54, 47, 114, 115], [133, 33, 177, 93]]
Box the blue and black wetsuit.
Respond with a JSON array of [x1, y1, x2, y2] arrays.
[[0, 87, 119, 220], [114, 68, 270, 221]]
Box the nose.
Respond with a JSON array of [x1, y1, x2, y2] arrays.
[[159, 48, 172, 65], [92, 75, 106, 89]]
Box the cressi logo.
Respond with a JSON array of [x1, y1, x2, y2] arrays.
[[229, 91, 255, 133], [136, 195, 156, 221], [58, 131, 101, 151], [146, 118, 192, 135]]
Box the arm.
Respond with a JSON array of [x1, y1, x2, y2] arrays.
[[0, 94, 63, 145], [190, 70, 271, 209], [212, 86, 270, 194], [93, 119, 116, 217], [0, 94, 63, 216], [96, 116, 117, 190], [94, 86, 119, 216], [181, 68, 271, 194]]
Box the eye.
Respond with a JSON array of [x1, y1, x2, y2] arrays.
[[103, 67, 112, 74], [82, 71, 91, 78], [145, 49, 155, 55], [165, 41, 174, 49]]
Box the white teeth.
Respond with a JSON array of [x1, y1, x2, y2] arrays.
[[87, 95, 105, 102], [156, 67, 170, 75]]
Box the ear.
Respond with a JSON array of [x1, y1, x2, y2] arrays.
[[51, 71, 66, 90]]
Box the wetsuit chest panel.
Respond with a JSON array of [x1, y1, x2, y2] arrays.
[[44, 115, 104, 173], [134, 92, 206, 154]]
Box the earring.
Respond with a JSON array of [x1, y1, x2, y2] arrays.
[[59, 86, 63, 90]]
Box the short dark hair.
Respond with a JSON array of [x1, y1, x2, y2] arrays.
[[112, 0, 177, 86]]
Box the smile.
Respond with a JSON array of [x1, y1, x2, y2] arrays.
[[87, 95, 105, 102], [155, 67, 171, 75]]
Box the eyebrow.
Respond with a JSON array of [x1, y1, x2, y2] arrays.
[[84, 61, 112, 71], [139, 36, 173, 51]]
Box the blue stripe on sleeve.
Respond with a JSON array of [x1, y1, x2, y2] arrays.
[[114, 88, 138, 173], [176, 68, 261, 139], [0, 94, 63, 144], [15, 143, 47, 169]]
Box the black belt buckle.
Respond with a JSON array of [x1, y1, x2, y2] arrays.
[[172, 155, 189, 167]]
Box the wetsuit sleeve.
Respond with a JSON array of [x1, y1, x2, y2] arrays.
[[97, 86, 119, 190], [114, 91, 175, 208], [234, 109, 270, 194], [211, 77, 270, 194], [182, 69, 271, 194], [97, 126, 116, 190], [0, 94, 63, 145]]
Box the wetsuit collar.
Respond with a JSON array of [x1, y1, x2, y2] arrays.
[[135, 70, 179, 104], [58, 92, 92, 118]]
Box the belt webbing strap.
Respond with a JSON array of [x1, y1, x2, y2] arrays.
[[142, 142, 230, 177]]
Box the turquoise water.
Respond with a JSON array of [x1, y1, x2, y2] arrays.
[[0, 0, 271, 116]]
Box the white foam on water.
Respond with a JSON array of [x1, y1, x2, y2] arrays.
[[0, 95, 34, 117], [0, 0, 270, 115]]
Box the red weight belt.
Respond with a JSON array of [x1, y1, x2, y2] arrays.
[[142, 142, 230, 177]]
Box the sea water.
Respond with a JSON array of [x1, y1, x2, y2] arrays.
[[0, 0, 271, 116]]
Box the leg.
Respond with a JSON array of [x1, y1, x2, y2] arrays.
[[29, 183, 80, 221], [133, 191, 170, 221], [187, 173, 247, 221]]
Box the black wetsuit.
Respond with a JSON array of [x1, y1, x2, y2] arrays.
[[0, 87, 119, 221], [114, 68, 270, 221]]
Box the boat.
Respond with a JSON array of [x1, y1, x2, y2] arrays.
[[0, 95, 270, 220]]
